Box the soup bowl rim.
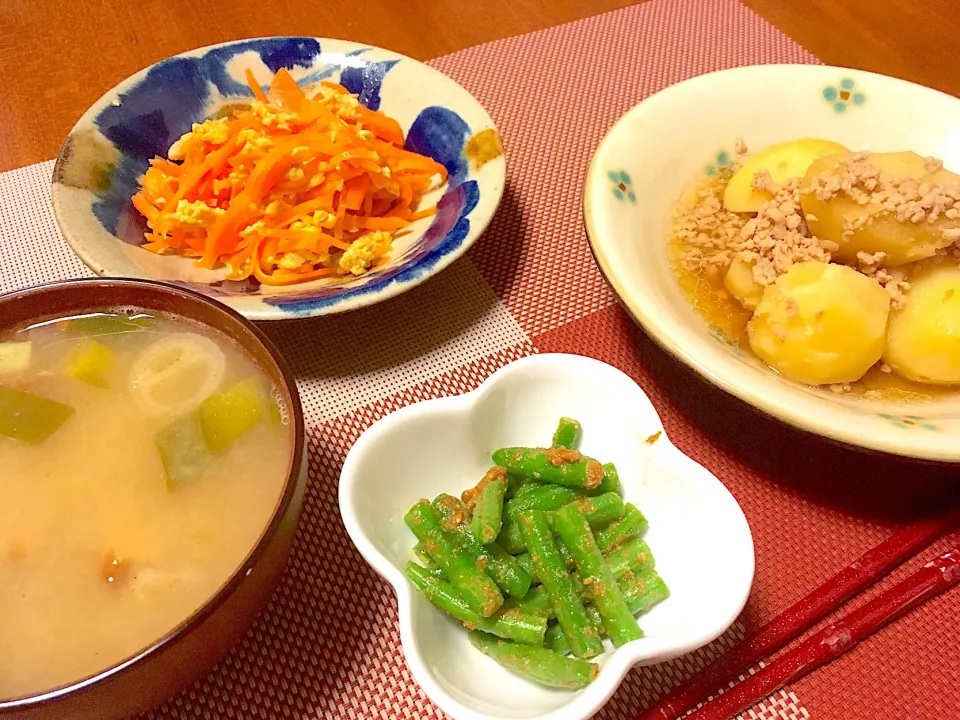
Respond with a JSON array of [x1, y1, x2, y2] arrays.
[[0, 276, 306, 710]]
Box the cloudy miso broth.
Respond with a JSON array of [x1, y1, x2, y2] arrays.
[[0, 310, 292, 700]]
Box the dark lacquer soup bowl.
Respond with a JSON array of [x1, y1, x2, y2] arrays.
[[0, 278, 306, 719]]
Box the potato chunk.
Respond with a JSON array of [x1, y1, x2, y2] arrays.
[[748, 262, 890, 384], [723, 256, 764, 309], [799, 151, 960, 266], [885, 265, 960, 384], [724, 138, 849, 212]]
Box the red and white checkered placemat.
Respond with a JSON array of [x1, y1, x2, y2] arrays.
[[2, 1, 958, 718]]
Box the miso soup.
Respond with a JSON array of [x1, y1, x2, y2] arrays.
[[0, 309, 293, 700]]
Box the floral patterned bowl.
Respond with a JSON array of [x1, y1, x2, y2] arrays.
[[51, 37, 505, 320], [583, 64, 960, 462]]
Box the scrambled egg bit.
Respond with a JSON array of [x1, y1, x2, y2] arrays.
[[170, 199, 224, 231], [317, 86, 361, 120], [338, 231, 393, 275], [167, 119, 231, 160], [248, 101, 298, 131]]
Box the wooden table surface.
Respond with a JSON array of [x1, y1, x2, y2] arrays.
[[0, 0, 957, 173]]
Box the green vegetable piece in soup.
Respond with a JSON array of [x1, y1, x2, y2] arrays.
[[66, 339, 115, 388], [156, 412, 214, 490], [0, 342, 32, 375], [67, 313, 156, 336], [199, 378, 266, 453], [0, 386, 74, 445]]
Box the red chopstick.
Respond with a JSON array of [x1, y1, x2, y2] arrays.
[[684, 548, 960, 720], [638, 507, 960, 720]]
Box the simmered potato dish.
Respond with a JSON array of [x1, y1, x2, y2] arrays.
[[670, 138, 960, 393]]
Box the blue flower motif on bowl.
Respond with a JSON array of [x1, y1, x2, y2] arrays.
[[822, 77, 866, 114], [878, 414, 941, 432], [607, 170, 636, 203], [51, 37, 506, 320], [704, 149, 736, 176]]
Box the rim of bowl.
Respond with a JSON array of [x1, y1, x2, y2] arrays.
[[0, 277, 306, 710], [50, 36, 506, 321], [583, 63, 960, 463]]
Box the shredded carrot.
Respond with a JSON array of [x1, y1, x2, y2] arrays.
[[130, 67, 446, 283], [245, 69, 268, 103]]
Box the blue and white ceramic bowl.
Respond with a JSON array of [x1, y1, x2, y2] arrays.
[[52, 37, 505, 320]]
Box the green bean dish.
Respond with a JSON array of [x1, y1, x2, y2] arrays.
[[402, 417, 670, 689]]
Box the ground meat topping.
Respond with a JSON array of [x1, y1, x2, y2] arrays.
[[808, 153, 960, 234], [857, 263, 911, 309], [737, 177, 832, 286], [675, 172, 832, 287], [674, 150, 960, 310], [673, 175, 745, 275]]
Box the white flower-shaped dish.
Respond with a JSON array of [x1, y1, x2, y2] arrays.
[[339, 353, 754, 720], [584, 64, 960, 461]]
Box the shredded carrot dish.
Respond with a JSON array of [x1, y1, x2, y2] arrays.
[[131, 68, 446, 285]]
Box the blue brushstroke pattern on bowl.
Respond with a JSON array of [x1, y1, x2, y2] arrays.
[[51, 37, 505, 319]]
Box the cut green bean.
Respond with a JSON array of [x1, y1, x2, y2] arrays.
[[503, 490, 625, 555], [468, 630, 599, 689], [558, 492, 625, 528], [515, 551, 534, 578], [587, 462, 621, 496], [511, 480, 546, 500], [504, 472, 526, 499], [492, 447, 605, 490], [505, 584, 553, 618], [0, 385, 74, 445], [413, 541, 438, 569], [551, 503, 643, 647], [500, 485, 579, 553], [544, 623, 570, 655], [505, 485, 580, 522], [622, 569, 670, 615], [602, 536, 655, 579], [521, 534, 650, 591], [405, 563, 545, 645], [518, 510, 603, 659], [498, 522, 526, 555], [595, 503, 648, 553], [543, 600, 640, 655], [405, 501, 503, 617], [472, 471, 508, 544], [551, 418, 582, 449], [527, 564, 664, 620], [433, 494, 531, 599]]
